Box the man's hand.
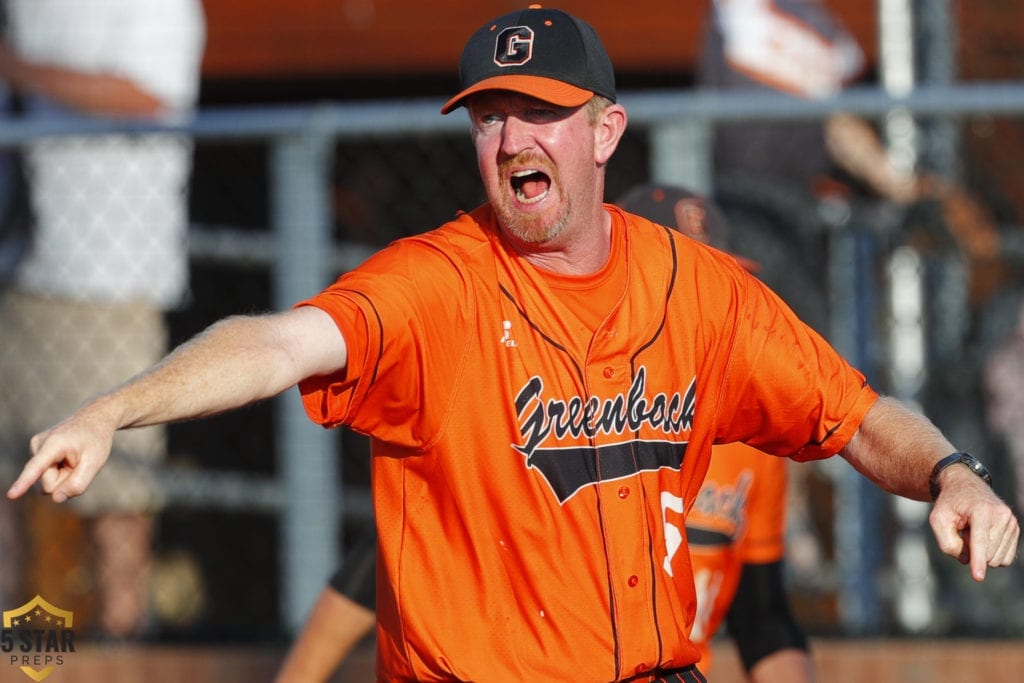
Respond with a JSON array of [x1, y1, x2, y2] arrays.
[[6, 403, 119, 503], [929, 465, 1020, 581]]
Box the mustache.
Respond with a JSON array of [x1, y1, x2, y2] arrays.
[[499, 152, 553, 176]]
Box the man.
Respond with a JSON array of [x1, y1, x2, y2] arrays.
[[6, 7, 1018, 682], [0, 0, 205, 637], [273, 185, 815, 683]]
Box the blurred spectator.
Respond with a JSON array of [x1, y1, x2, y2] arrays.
[[985, 303, 1024, 516], [695, 0, 871, 605], [697, 0, 1003, 328], [0, 0, 205, 638], [700, 0, 866, 196], [0, 0, 29, 287], [273, 529, 377, 683], [616, 184, 815, 680], [698, 0, 1013, 634], [0, 0, 27, 609], [0, 98, 29, 287]]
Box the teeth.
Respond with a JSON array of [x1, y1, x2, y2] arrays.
[[516, 187, 548, 204], [512, 169, 539, 177]]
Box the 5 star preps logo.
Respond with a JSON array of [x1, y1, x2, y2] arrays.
[[2, 596, 76, 681]]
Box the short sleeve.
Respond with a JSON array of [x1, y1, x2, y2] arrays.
[[716, 274, 878, 461], [295, 236, 472, 449]]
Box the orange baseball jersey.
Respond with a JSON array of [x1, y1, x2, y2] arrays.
[[297, 203, 877, 682], [686, 442, 789, 672]]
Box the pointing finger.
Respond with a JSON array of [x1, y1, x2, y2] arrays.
[[969, 522, 989, 582], [6, 453, 56, 500]]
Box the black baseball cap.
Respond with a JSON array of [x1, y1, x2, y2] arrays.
[[617, 184, 760, 273], [441, 5, 617, 115]]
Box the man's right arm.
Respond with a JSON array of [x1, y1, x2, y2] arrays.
[[6, 306, 346, 503]]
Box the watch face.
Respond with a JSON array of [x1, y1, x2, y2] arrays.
[[929, 452, 993, 501], [965, 456, 993, 483]]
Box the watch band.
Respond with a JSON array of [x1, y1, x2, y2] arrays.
[[928, 451, 993, 501]]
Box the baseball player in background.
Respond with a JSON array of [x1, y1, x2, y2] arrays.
[[616, 184, 815, 681], [273, 185, 816, 683], [6, 7, 1019, 682]]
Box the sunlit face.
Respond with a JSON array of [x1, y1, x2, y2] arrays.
[[467, 91, 602, 247]]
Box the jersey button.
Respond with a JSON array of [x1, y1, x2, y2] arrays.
[[627, 575, 639, 587], [617, 486, 630, 499], [602, 366, 615, 379]]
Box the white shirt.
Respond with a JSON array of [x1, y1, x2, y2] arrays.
[[7, 0, 206, 307]]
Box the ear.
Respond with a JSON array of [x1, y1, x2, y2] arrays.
[[593, 103, 628, 165]]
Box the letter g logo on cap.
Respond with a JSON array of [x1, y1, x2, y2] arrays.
[[494, 26, 534, 66]]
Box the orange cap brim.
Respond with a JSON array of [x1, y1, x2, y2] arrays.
[[441, 74, 594, 114]]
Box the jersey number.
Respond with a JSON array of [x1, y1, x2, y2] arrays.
[[660, 491, 685, 577]]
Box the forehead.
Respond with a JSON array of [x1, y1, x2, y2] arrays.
[[465, 90, 573, 113], [677, 198, 706, 216]]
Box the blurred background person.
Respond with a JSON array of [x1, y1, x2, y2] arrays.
[[274, 184, 817, 683], [0, 0, 29, 290], [696, 0, 867, 337], [985, 304, 1024, 518], [617, 183, 816, 682], [0, 0, 205, 638], [0, 0, 32, 610], [697, 0, 1003, 332], [273, 528, 377, 683], [696, 1, 1018, 634]]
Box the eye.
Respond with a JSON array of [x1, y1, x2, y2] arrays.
[[525, 107, 558, 121], [472, 111, 504, 132]]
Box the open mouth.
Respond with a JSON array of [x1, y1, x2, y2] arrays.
[[510, 169, 551, 205]]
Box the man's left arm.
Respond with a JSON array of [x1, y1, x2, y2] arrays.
[[840, 396, 1019, 580]]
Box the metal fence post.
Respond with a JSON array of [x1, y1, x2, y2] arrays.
[[828, 210, 887, 634], [648, 119, 713, 195], [269, 130, 341, 633], [916, 0, 960, 178]]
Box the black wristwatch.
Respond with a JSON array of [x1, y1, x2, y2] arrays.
[[928, 452, 993, 501]]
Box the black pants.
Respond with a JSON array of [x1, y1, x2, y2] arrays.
[[637, 664, 708, 683]]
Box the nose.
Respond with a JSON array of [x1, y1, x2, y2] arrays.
[[499, 114, 533, 157]]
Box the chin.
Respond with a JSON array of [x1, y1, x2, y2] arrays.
[[497, 195, 569, 242], [500, 211, 562, 246]]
